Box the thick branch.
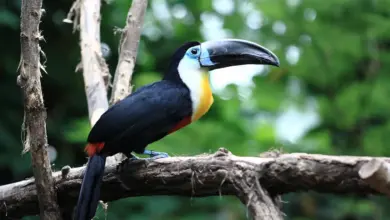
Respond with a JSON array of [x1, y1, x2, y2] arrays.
[[0, 150, 388, 219], [110, 0, 148, 104], [359, 159, 390, 197], [17, 0, 61, 219]]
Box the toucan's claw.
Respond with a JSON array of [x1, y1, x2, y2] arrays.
[[142, 149, 170, 159]]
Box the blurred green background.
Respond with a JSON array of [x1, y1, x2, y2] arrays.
[[1, 0, 390, 219]]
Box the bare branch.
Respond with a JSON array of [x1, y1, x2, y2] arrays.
[[80, 0, 111, 125], [359, 159, 390, 197], [18, 0, 61, 219], [110, 0, 148, 104], [0, 149, 387, 219], [67, 0, 111, 126]]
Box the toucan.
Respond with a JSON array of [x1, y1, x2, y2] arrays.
[[74, 39, 279, 220]]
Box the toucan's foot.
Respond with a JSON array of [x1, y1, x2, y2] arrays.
[[141, 150, 169, 159], [117, 151, 169, 171]]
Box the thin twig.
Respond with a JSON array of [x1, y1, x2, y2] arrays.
[[110, 0, 148, 104]]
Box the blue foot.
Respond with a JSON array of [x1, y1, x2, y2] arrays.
[[141, 150, 169, 159], [117, 151, 169, 171]]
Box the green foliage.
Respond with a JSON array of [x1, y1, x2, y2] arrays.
[[1, 0, 390, 219]]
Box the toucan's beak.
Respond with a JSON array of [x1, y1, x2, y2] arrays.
[[199, 39, 280, 70]]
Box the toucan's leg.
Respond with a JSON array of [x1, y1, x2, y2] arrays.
[[127, 153, 139, 160], [141, 149, 169, 159], [117, 150, 169, 171]]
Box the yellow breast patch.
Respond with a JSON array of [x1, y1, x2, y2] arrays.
[[192, 73, 214, 121]]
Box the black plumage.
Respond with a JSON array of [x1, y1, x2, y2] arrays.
[[88, 80, 193, 154]]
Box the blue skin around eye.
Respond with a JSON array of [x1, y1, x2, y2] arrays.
[[199, 46, 215, 66], [186, 45, 216, 66], [186, 46, 201, 59]]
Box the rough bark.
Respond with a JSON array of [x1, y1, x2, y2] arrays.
[[17, 0, 61, 219], [0, 149, 387, 219], [359, 158, 390, 197], [110, 0, 148, 104]]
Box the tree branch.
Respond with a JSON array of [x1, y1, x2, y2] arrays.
[[0, 149, 387, 219], [17, 0, 61, 219], [65, 0, 110, 126], [110, 0, 148, 104], [359, 158, 390, 197], [80, 0, 111, 125]]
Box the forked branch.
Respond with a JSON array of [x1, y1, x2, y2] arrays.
[[0, 149, 388, 219]]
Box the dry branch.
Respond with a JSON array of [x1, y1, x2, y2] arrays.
[[110, 0, 148, 104], [66, 0, 110, 126], [0, 149, 387, 219], [359, 159, 390, 197], [18, 0, 61, 219], [79, 0, 110, 125]]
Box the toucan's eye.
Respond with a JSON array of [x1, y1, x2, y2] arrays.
[[190, 48, 198, 55]]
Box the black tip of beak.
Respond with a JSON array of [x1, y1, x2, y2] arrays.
[[199, 39, 280, 70]]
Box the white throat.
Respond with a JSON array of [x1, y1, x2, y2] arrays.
[[177, 58, 213, 120]]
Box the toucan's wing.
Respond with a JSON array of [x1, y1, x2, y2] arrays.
[[87, 81, 192, 143]]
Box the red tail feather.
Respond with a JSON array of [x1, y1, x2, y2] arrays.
[[85, 142, 105, 157]]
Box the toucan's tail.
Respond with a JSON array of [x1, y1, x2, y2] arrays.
[[74, 154, 106, 220]]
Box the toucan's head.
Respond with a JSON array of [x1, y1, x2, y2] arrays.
[[164, 39, 279, 81], [163, 39, 280, 121]]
